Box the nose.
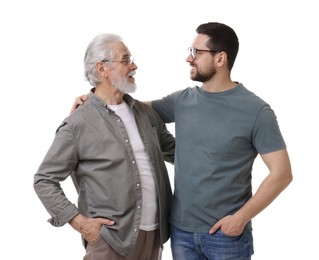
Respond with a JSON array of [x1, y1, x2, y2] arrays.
[[130, 61, 137, 70], [186, 54, 193, 63]]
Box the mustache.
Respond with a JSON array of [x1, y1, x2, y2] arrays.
[[128, 71, 136, 77]]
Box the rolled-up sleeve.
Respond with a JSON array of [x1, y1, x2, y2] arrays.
[[34, 121, 79, 227]]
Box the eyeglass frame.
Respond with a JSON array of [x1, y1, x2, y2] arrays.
[[187, 47, 221, 60], [101, 56, 135, 66]]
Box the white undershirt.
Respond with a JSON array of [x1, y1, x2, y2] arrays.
[[108, 102, 159, 231]]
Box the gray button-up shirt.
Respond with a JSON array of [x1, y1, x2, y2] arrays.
[[34, 91, 175, 256]]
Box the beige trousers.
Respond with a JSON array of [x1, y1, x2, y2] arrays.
[[84, 229, 162, 260]]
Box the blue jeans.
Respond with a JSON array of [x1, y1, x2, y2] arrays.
[[170, 225, 254, 260]]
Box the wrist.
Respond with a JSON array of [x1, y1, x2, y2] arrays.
[[69, 214, 86, 232]]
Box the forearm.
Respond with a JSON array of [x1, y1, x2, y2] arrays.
[[209, 149, 292, 236], [235, 168, 292, 225]]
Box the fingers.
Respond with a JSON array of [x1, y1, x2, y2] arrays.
[[209, 221, 222, 234], [81, 95, 88, 101], [70, 97, 84, 114], [96, 217, 115, 226], [70, 104, 80, 114], [70, 94, 89, 114]]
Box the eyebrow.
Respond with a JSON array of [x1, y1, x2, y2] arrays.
[[114, 53, 130, 60], [122, 53, 130, 58]]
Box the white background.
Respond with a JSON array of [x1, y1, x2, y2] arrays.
[[1, 0, 318, 259]]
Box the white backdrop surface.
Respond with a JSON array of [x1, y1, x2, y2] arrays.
[[0, 0, 318, 259]]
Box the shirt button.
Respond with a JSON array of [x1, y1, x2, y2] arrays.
[[132, 160, 135, 164], [134, 229, 138, 232], [136, 183, 140, 187], [117, 119, 121, 122], [137, 205, 141, 209], [125, 139, 129, 143]]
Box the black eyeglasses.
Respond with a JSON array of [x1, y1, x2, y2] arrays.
[[101, 56, 135, 66], [187, 47, 219, 60]]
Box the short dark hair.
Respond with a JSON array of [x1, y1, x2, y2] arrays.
[[196, 22, 239, 70]]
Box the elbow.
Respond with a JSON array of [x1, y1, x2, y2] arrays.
[[287, 170, 293, 186], [283, 167, 293, 189]]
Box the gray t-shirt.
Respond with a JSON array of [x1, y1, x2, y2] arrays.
[[152, 83, 286, 233]]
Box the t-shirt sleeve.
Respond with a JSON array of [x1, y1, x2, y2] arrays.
[[252, 104, 286, 154], [152, 91, 180, 123]]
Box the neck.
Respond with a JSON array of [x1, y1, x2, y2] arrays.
[[202, 81, 237, 92], [95, 84, 124, 105], [202, 73, 237, 92]]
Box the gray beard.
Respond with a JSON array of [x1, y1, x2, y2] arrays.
[[111, 72, 137, 93], [116, 81, 136, 93]]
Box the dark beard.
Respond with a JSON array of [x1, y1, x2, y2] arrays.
[[191, 66, 216, 83], [192, 73, 212, 83]]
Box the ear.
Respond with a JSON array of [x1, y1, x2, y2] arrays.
[[96, 61, 108, 77], [215, 51, 227, 68]]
